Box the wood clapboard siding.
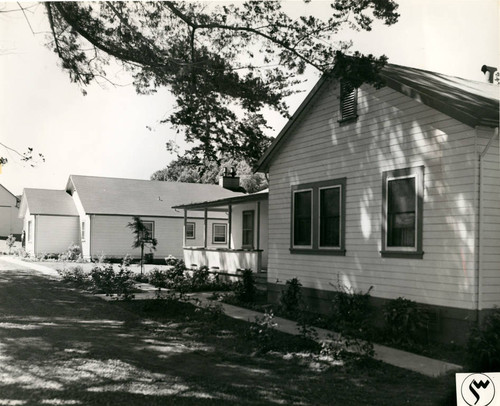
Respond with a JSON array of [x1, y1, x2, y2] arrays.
[[478, 134, 500, 307], [267, 80, 480, 310], [36, 215, 80, 254], [91, 215, 185, 259]]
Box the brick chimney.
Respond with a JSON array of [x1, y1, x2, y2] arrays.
[[219, 167, 242, 192], [481, 65, 498, 83]]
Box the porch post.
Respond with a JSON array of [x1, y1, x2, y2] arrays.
[[204, 208, 208, 248], [183, 209, 187, 246], [256, 201, 261, 250], [228, 204, 232, 249]]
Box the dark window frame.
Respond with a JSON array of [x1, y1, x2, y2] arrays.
[[338, 80, 358, 124], [381, 166, 424, 259], [292, 188, 313, 249], [185, 222, 195, 239], [290, 178, 346, 255], [212, 223, 227, 244], [242, 210, 255, 249]]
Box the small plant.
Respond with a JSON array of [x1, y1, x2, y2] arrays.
[[148, 268, 168, 288], [319, 334, 374, 364], [249, 310, 278, 352], [280, 278, 303, 315], [90, 264, 116, 295], [191, 265, 210, 287], [383, 297, 429, 346], [127, 216, 158, 275], [58, 266, 92, 289], [5, 234, 16, 254], [297, 310, 319, 342], [93, 252, 108, 264], [235, 269, 256, 303], [330, 280, 373, 337], [121, 254, 132, 267], [165, 256, 186, 274], [466, 308, 500, 372], [66, 243, 82, 261]]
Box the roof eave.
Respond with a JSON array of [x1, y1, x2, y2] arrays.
[[173, 191, 269, 211]]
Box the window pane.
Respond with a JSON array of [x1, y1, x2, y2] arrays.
[[387, 178, 416, 247], [213, 224, 226, 243], [142, 222, 154, 240], [320, 187, 341, 247], [186, 223, 195, 238], [294, 190, 312, 246], [242, 211, 254, 247]]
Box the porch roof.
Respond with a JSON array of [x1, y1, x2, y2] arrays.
[[173, 189, 268, 211]]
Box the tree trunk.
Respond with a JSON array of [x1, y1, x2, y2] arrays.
[[140, 243, 144, 275]]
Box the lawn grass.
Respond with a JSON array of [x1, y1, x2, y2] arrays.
[[115, 297, 455, 406]]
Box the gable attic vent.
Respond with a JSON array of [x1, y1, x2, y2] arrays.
[[339, 80, 358, 123]]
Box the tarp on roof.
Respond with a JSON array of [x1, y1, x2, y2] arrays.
[[22, 189, 78, 216], [67, 175, 245, 217]]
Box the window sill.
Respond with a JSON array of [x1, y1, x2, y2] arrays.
[[290, 248, 346, 256], [338, 115, 358, 125], [380, 250, 424, 259]]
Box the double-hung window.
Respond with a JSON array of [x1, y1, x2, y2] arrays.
[[142, 221, 155, 241], [242, 210, 255, 248], [212, 223, 227, 244], [291, 178, 346, 255], [185, 222, 195, 239], [381, 166, 424, 258]]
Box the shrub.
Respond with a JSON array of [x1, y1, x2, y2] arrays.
[[330, 283, 373, 336], [192, 265, 210, 287], [89, 264, 135, 299], [280, 278, 303, 315], [59, 266, 92, 289], [148, 268, 168, 288], [90, 265, 116, 294], [249, 310, 278, 352], [466, 308, 500, 372], [235, 269, 256, 303], [165, 255, 186, 270], [383, 297, 429, 346], [93, 252, 108, 264], [65, 243, 82, 261]]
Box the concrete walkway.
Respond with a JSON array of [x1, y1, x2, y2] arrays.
[[1, 255, 463, 378]]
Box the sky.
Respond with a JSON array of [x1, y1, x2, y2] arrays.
[[0, 0, 499, 196]]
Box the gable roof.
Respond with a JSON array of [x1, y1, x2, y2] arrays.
[[0, 184, 19, 205], [66, 175, 245, 217], [255, 63, 500, 173], [20, 189, 79, 217]]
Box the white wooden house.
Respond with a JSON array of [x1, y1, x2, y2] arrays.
[[19, 175, 242, 260], [255, 63, 499, 342], [18, 189, 80, 255], [173, 188, 268, 275], [0, 184, 23, 238]]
